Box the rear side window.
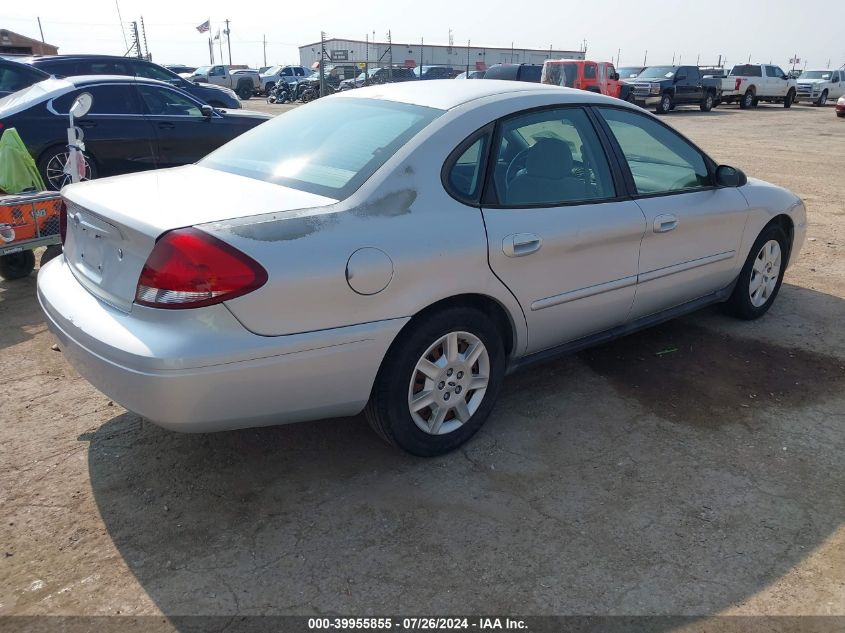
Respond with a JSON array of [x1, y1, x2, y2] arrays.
[[52, 85, 143, 115], [444, 132, 489, 203], [584, 64, 597, 79], [598, 107, 711, 195], [520, 66, 542, 82]]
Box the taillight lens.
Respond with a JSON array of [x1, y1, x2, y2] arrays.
[[59, 200, 67, 244], [135, 228, 268, 309]]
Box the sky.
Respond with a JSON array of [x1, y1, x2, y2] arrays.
[[3, 0, 844, 71]]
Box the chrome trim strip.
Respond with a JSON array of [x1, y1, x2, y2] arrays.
[[638, 250, 735, 283], [531, 275, 638, 311]]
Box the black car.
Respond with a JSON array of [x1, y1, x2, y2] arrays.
[[0, 57, 49, 98], [482, 63, 543, 83], [22, 55, 242, 109], [0, 76, 270, 189], [628, 65, 722, 114], [414, 65, 454, 80]]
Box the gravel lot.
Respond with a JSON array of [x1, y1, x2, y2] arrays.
[[1, 99, 844, 624]]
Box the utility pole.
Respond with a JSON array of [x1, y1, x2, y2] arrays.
[[263, 34, 267, 67], [616, 48, 621, 67], [140, 15, 149, 60], [224, 19, 232, 65], [319, 31, 326, 96], [365, 33, 369, 77], [388, 30, 393, 81], [466, 39, 471, 75], [37, 17, 45, 43], [419, 37, 423, 76], [643, 49, 647, 66], [114, 0, 128, 49], [511, 41, 514, 63]]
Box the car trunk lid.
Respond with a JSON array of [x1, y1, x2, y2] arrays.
[[61, 165, 336, 312]]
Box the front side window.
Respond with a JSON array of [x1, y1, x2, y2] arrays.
[[201, 98, 442, 200], [281, 67, 293, 76], [134, 63, 176, 82], [598, 107, 711, 195], [210, 66, 224, 76], [491, 107, 615, 207], [137, 85, 202, 116]]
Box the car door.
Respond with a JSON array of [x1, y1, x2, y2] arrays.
[[478, 106, 646, 354], [831, 71, 844, 98], [136, 83, 222, 165], [766, 66, 787, 96], [49, 82, 158, 177], [595, 106, 749, 320], [207, 65, 227, 88]]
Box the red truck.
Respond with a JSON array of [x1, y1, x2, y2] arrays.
[[541, 60, 635, 102]]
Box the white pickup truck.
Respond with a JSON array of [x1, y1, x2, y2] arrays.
[[795, 69, 845, 106], [188, 65, 260, 100], [714, 64, 797, 109]]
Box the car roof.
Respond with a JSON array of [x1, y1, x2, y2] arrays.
[[28, 54, 147, 62], [332, 79, 622, 110]]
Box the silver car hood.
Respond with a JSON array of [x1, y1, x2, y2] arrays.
[[63, 165, 336, 236]]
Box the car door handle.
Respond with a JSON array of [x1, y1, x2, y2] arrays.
[[158, 122, 175, 129], [503, 233, 542, 257], [78, 122, 97, 129], [654, 214, 679, 233]]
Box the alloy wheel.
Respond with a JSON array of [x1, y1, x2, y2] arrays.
[[407, 331, 490, 436], [749, 240, 782, 308], [44, 152, 92, 190]]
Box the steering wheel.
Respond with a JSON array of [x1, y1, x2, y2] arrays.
[[505, 148, 532, 187]]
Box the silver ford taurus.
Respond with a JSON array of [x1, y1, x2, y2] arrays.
[[38, 80, 806, 456]]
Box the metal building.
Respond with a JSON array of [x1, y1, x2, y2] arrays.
[[0, 29, 59, 56], [299, 37, 584, 72]]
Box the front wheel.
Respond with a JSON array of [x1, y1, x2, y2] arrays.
[[37, 146, 97, 191], [783, 89, 794, 108], [0, 250, 36, 280], [722, 224, 789, 320], [816, 90, 828, 106], [655, 92, 673, 114], [365, 307, 506, 456]]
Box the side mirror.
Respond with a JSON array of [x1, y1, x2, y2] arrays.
[[70, 92, 93, 118], [716, 165, 747, 187], [201, 104, 214, 118], [611, 72, 620, 81]]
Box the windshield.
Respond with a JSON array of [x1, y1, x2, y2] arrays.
[[801, 71, 832, 80], [193, 66, 211, 75], [637, 66, 675, 79], [617, 67, 641, 78], [262, 65, 281, 77], [201, 97, 443, 199]]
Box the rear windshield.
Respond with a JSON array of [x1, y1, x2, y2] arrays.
[[201, 97, 443, 200], [729, 65, 762, 77]]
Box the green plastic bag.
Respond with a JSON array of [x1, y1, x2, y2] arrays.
[[0, 127, 45, 194]]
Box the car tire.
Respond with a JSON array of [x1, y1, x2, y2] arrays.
[[722, 224, 789, 320], [655, 92, 673, 114], [740, 90, 755, 109], [752, 97, 760, 107], [0, 250, 36, 280], [365, 307, 506, 457], [837, 112, 845, 118], [236, 82, 252, 100], [700, 91, 714, 112], [784, 89, 795, 108], [40, 245, 62, 268], [264, 81, 275, 96], [816, 90, 828, 106], [37, 145, 97, 191]]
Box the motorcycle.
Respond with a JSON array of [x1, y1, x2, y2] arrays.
[[296, 77, 336, 103], [267, 79, 295, 104]]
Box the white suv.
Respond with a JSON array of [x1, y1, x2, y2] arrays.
[[796, 69, 845, 106]]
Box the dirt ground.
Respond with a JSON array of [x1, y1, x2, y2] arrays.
[[1, 100, 844, 625]]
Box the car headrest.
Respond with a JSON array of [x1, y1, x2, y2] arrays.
[[525, 137, 574, 180]]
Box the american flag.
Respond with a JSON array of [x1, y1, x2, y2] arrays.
[[196, 20, 210, 34]]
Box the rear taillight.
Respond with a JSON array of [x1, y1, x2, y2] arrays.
[[59, 200, 67, 244], [135, 228, 268, 309]]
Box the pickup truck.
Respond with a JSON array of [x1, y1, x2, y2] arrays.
[[715, 64, 797, 109], [188, 65, 260, 100], [628, 65, 722, 113], [795, 69, 845, 106]]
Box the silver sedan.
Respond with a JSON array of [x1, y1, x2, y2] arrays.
[[38, 80, 807, 456]]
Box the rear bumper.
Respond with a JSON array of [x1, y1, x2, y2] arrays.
[[37, 257, 407, 432]]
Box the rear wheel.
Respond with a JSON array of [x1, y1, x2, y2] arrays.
[[236, 81, 252, 100], [0, 250, 36, 280], [700, 91, 715, 112], [365, 307, 506, 456], [740, 90, 755, 109], [723, 224, 788, 320], [655, 92, 673, 114], [37, 145, 97, 191]]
